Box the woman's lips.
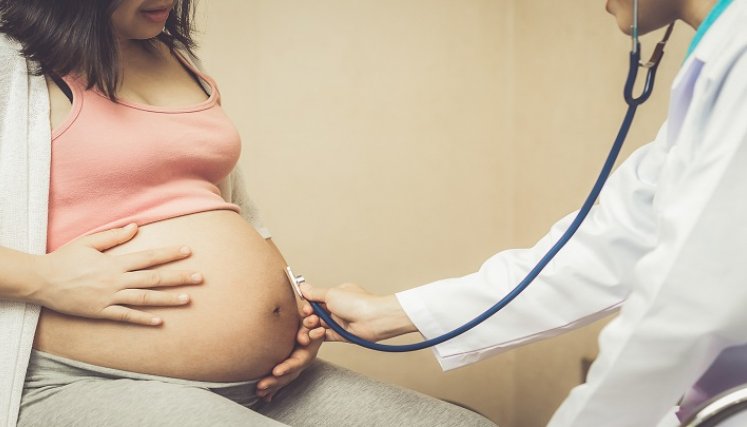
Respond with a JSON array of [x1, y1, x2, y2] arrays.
[[141, 8, 171, 23]]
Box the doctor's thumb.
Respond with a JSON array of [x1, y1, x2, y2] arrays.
[[299, 283, 328, 302]]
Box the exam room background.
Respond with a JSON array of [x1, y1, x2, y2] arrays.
[[195, 1, 691, 426]]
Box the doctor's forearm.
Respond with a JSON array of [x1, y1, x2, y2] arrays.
[[376, 295, 419, 340]]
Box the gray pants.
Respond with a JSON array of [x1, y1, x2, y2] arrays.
[[19, 350, 496, 427]]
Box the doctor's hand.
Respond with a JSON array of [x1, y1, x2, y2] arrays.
[[32, 223, 203, 326], [255, 319, 325, 402], [299, 283, 418, 343]]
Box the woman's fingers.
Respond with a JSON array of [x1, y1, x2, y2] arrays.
[[123, 269, 203, 289], [257, 326, 325, 401], [112, 289, 192, 307], [257, 343, 322, 401], [256, 361, 297, 402], [309, 327, 325, 340], [98, 305, 163, 326], [117, 246, 193, 271], [275, 335, 323, 377], [83, 223, 138, 252], [295, 325, 325, 346], [272, 354, 304, 377], [255, 377, 279, 401]]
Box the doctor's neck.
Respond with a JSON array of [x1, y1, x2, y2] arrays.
[[678, 0, 718, 29]]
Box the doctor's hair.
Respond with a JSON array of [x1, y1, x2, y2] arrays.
[[0, 0, 197, 100]]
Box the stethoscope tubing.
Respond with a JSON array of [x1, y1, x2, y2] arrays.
[[310, 23, 670, 352], [311, 104, 638, 352]]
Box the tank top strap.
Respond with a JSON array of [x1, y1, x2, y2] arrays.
[[172, 48, 220, 101], [58, 73, 91, 103], [57, 48, 219, 102], [51, 74, 86, 140]]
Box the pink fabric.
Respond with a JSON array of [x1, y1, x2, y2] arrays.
[[47, 52, 241, 252]]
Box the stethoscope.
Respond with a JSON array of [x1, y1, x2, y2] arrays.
[[285, 0, 676, 352]]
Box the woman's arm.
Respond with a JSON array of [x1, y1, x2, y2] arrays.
[[0, 224, 204, 326], [0, 245, 45, 302]]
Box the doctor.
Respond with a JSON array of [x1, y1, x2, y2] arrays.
[[299, 0, 747, 425]]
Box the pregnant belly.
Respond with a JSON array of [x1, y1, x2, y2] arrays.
[[33, 210, 300, 382]]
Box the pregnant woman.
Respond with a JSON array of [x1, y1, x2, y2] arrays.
[[0, 1, 495, 426]]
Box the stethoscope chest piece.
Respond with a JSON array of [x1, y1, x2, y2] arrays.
[[285, 266, 306, 299]]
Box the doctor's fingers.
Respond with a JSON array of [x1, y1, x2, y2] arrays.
[[316, 314, 349, 343], [337, 282, 367, 292], [299, 283, 328, 302], [303, 309, 331, 330], [323, 327, 346, 343], [302, 314, 322, 332], [301, 302, 313, 316]]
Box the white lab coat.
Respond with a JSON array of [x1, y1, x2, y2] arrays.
[[396, 1, 747, 426]]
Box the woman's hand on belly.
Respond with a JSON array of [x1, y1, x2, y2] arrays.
[[33, 223, 203, 326], [35, 211, 302, 382], [256, 319, 326, 402]]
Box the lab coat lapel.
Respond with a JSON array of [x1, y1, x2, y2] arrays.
[[666, 2, 740, 148], [667, 58, 704, 148]]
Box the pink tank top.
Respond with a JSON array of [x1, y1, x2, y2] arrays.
[[47, 51, 241, 252]]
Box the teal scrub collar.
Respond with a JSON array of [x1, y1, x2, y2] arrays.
[[686, 0, 735, 58]]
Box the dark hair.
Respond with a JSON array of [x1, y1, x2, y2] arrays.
[[0, 0, 197, 99]]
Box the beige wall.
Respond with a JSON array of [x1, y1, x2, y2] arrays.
[[195, 2, 692, 426]]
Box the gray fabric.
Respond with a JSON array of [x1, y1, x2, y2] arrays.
[[19, 350, 497, 427], [253, 359, 496, 427], [19, 351, 277, 427]]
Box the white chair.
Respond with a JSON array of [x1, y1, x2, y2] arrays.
[[680, 384, 747, 427]]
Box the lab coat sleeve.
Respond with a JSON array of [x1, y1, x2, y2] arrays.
[[396, 125, 668, 370], [547, 54, 747, 427]]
